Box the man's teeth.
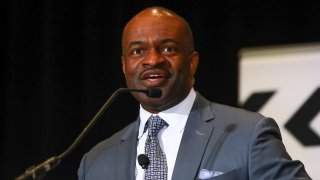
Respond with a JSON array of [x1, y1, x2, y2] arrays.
[[149, 75, 159, 79]]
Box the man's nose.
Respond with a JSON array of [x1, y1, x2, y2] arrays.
[[143, 48, 165, 67]]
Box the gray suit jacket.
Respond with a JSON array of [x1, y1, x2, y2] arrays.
[[78, 92, 311, 180]]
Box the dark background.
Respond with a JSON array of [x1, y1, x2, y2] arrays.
[[5, 0, 320, 179]]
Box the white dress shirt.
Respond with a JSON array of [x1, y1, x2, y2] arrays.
[[135, 88, 196, 180]]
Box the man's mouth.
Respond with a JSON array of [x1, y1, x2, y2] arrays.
[[146, 74, 164, 80], [141, 71, 169, 86], [142, 70, 167, 79]]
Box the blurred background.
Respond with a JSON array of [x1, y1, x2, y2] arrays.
[[5, 0, 320, 179]]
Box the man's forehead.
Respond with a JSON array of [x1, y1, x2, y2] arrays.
[[123, 26, 182, 46], [123, 17, 183, 42], [126, 14, 182, 30]]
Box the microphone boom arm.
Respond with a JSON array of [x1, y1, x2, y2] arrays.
[[15, 88, 160, 180]]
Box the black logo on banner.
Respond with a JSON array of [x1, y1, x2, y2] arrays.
[[240, 87, 320, 146], [285, 87, 320, 146]]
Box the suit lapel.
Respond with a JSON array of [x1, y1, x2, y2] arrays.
[[114, 119, 140, 180], [172, 93, 215, 180]]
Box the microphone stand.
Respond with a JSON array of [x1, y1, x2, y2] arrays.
[[15, 88, 159, 180]]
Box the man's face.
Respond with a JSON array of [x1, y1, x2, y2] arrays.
[[121, 12, 198, 113]]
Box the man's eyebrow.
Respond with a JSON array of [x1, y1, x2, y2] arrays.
[[127, 39, 179, 48], [161, 39, 179, 45], [128, 41, 143, 48]]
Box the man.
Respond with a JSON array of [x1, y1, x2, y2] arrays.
[[78, 6, 311, 180]]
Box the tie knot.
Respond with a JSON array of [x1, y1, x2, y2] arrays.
[[147, 115, 166, 136]]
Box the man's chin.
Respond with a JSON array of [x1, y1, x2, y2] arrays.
[[140, 101, 166, 114]]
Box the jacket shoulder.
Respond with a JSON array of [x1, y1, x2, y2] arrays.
[[195, 92, 265, 123], [211, 102, 265, 121]]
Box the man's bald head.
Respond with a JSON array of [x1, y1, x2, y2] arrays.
[[122, 6, 195, 53]]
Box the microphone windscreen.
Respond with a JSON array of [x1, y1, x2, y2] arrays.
[[137, 154, 150, 169], [146, 87, 162, 98]]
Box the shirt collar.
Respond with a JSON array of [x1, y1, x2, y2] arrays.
[[138, 88, 196, 138]]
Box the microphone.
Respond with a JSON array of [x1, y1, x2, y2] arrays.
[[145, 87, 162, 98], [129, 87, 162, 98], [15, 87, 161, 180], [138, 154, 150, 169]]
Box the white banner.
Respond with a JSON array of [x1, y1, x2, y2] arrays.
[[239, 43, 320, 179]]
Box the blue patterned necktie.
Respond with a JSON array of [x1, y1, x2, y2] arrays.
[[145, 115, 168, 180]]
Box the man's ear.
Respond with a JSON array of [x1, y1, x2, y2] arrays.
[[190, 51, 199, 76], [121, 56, 126, 77]]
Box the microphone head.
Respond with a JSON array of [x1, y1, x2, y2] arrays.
[[146, 87, 162, 98], [137, 154, 150, 169]]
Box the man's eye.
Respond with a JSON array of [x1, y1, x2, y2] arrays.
[[132, 49, 144, 55], [162, 47, 176, 53]]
